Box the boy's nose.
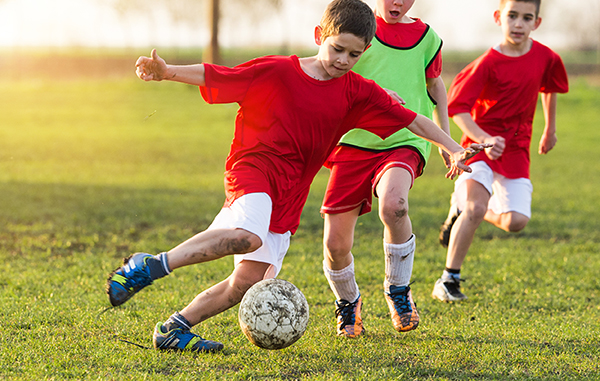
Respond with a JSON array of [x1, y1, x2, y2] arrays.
[[514, 17, 524, 27], [337, 55, 349, 65]]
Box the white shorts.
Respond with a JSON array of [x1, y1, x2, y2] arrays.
[[207, 192, 291, 277], [454, 161, 533, 218]]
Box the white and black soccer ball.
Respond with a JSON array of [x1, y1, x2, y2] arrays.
[[238, 278, 309, 350]]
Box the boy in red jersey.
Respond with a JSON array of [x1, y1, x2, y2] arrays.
[[432, 0, 568, 302], [321, 0, 451, 337], [106, 0, 485, 353]]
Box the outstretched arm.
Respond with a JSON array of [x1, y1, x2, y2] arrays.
[[406, 114, 491, 179], [136, 49, 206, 86], [539, 92, 558, 154], [427, 76, 452, 168]]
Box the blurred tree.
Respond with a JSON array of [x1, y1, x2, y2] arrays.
[[201, 0, 284, 64], [108, 0, 283, 64]]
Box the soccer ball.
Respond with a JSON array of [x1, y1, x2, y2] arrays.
[[238, 278, 309, 350]]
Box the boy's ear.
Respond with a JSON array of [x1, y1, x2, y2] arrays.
[[533, 16, 542, 30], [314, 25, 323, 46], [493, 10, 501, 26]]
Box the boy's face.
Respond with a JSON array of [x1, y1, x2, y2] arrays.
[[315, 28, 368, 79], [376, 0, 415, 24], [494, 1, 541, 46]]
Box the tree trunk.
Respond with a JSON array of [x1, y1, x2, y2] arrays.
[[204, 0, 221, 64]]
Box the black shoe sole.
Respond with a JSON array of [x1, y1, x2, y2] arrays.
[[439, 212, 460, 248]]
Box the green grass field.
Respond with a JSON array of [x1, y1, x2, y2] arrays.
[[1, 68, 599, 380]]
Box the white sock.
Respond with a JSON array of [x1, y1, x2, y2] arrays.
[[323, 256, 360, 302], [383, 234, 415, 291], [442, 270, 460, 282]]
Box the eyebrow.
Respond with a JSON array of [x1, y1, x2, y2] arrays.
[[507, 10, 535, 17]]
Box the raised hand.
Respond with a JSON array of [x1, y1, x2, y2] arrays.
[[445, 143, 493, 179], [483, 135, 505, 160], [136, 49, 169, 81], [438, 147, 452, 169], [383, 88, 406, 105]]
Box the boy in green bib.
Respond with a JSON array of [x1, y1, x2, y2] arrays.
[[320, 0, 451, 337]]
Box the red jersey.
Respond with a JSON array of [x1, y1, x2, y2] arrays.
[[374, 16, 442, 78], [200, 55, 417, 234], [447, 40, 568, 179]]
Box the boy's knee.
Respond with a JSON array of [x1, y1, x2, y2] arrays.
[[379, 197, 409, 226], [324, 234, 352, 261], [231, 229, 263, 254], [465, 202, 488, 221], [506, 214, 529, 232]]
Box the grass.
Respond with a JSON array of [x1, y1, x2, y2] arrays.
[[1, 70, 599, 380]]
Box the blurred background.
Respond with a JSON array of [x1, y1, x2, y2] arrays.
[[0, 0, 598, 79]]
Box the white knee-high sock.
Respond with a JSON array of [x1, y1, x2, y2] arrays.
[[323, 256, 360, 302], [384, 234, 415, 291]]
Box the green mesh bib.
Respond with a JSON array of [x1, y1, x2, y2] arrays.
[[340, 25, 442, 163]]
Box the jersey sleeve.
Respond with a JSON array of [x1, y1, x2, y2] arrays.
[[540, 51, 569, 94], [447, 55, 489, 117], [426, 50, 442, 79], [200, 61, 256, 104]]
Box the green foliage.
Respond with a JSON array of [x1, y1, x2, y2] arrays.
[[1, 75, 599, 380]]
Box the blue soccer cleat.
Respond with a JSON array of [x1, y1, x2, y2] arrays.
[[335, 296, 364, 338], [153, 323, 224, 353], [106, 253, 154, 307], [384, 285, 419, 332]]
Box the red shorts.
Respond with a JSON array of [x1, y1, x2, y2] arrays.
[[321, 145, 425, 216]]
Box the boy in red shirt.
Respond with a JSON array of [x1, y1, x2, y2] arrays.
[[320, 0, 450, 338], [106, 0, 483, 353], [432, 0, 568, 302]]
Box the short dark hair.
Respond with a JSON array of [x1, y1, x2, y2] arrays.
[[320, 0, 376, 47], [499, 0, 541, 16]]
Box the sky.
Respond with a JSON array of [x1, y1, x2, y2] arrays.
[[0, 0, 592, 51]]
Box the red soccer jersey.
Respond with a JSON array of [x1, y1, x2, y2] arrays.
[[447, 40, 568, 178], [200, 55, 417, 234], [374, 16, 442, 78]]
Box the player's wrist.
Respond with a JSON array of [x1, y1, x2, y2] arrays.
[[163, 66, 176, 81]]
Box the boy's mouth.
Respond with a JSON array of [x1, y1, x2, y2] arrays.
[[389, 10, 400, 18]]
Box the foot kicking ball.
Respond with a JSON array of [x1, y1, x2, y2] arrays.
[[239, 278, 309, 350]]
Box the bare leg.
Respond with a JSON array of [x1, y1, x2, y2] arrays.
[[323, 207, 363, 337], [323, 208, 361, 270], [484, 210, 529, 233], [166, 228, 262, 270], [446, 180, 490, 270], [377, 167, 419, 332], [179, 259, 271, 326], [376, 167, 413, 245]]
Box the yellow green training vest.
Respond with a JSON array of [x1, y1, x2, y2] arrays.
[[339, 24, 443, 164]]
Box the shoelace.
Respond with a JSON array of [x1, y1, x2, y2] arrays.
[[335, 300, 357, 329], [159, 327, 217, 351], [388, 290, 412, 314], [121, 261, 153, 289]]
